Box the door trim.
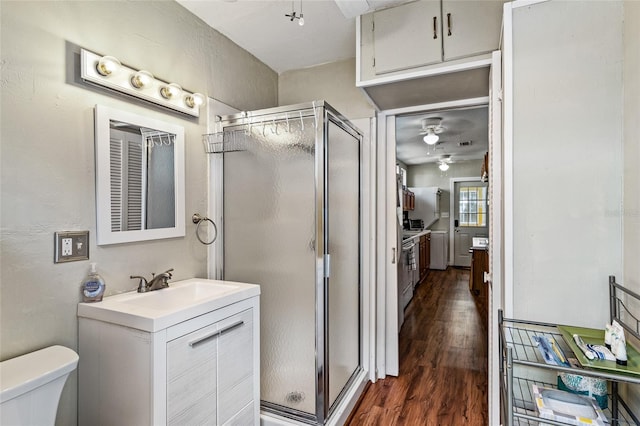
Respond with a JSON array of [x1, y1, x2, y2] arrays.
[[376, 97, 489, 379], [449, 176, 483, 268]]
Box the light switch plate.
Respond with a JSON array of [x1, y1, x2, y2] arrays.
[[54, 231, 89, 263]]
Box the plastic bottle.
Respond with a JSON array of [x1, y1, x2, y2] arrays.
[[81, 263, 106, 302]]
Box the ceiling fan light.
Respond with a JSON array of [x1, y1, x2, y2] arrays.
[[439, 162, 449, 171], [423, 129, 439, 145]]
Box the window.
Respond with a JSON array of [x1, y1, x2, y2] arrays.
[[396, 164, 407, 187], [459, 186, 487, 227]]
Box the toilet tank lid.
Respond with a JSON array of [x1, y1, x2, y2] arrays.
[[0, 345, 78, 403]]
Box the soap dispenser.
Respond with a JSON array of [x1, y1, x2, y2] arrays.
[[81, 262, 106, 302]]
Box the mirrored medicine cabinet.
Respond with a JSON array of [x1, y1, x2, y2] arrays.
[[94, 105, 185, 245]]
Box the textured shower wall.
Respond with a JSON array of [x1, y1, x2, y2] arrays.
[[0, 2, 277, 424]]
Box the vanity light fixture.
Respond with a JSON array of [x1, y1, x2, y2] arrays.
[[160, 83, 182, 99], [130, 70, 154, 89], [80, 48, 204, 117], [185, 93, 205, 109], [96, 56, 120, 76]]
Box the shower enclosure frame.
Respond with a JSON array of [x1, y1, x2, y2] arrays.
[[216, 101, 364, 425]]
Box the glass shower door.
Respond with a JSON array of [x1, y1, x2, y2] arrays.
[[219, 102, 363, 424], [326, 117, 361, 411], [223, 117, 317, 416]]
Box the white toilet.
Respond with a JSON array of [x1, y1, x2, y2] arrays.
[[0, 345, 78, 426]]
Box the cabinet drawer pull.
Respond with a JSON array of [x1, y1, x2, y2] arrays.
[[447, 13, 452, 36], [433, 16, 438, 39], [188, 320, 245, 348], [218, 320, 245, 335]]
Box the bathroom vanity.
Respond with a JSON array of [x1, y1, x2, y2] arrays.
[[77, 278, 260, 426]]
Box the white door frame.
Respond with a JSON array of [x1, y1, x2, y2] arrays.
[[449, 176, 485, 267], [206, 99, 240, 280], [376, 96, 489, 378], [488, 48, 504, 426]]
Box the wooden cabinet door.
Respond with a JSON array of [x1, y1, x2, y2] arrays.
[[425, 234, 431, 270], [442, 0, 504, 62], [418, 236, 426, 280], [167, 322, 219, 425], [373, 1, 442, 75]]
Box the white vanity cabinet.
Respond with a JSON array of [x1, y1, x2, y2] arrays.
[[78, 279, 260, 426], [358, 0, 505, 83], [166, 307, 255, 425]]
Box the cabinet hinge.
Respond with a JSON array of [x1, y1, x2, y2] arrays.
[[324, 254, 331, 278]]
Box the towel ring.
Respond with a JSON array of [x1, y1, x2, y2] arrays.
[[192, 213, 218, 245]]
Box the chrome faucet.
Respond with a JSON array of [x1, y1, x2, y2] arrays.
[[130, 268, 174, 293]]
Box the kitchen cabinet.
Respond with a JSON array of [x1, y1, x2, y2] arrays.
[[469, 247, 488, 328], [402, 189, 415, 211], [78, 295, 260, 425], [419, 233, 430, 281], [359, 0, 504, 82], [481, 151, 488, 182]]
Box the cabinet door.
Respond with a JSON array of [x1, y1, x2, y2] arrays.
[[167, 322, 219, 425], [373, 1, 442, 75], [217, 309, 254, 424], [442, 0, 504, 61]]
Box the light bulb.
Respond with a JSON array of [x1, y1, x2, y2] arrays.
[[439, 162, 449, 171], [130, 70, 154, 89], [423, 129, 439, 145], [299, 14, 304, 26], [96, 56, 120, 76], [185, 93, 205, 108], [161, 83, 182, 99]]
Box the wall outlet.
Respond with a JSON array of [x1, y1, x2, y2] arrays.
[[54, 231, 89, 263], [62, 238, 73, 256]]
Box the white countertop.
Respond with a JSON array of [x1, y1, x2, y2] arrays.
[[402, 229, 431, 242], [77, 278, 260, 332]]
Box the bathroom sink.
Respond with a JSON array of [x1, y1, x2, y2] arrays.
[[117, 281, 238, 310], [77, 278, 260, 332]]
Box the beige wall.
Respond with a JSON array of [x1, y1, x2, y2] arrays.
[[278, 58, 375, 120], [510, 2, 623, 327], [0, 2, 277, 424], [407, 159, 483, 233], [624, 1, 640, 292]]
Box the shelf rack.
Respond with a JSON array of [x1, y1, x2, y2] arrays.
[[500, 276, 640, 426]]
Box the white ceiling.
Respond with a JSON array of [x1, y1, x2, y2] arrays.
[[177, 0, 489, 166], [396, 106, 488, 165], [177, 0, 408, 74]]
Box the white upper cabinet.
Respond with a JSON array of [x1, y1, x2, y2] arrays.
[[441, 0, 504, 62], [373, 1, 442, 74], [359, 0, 505, 84]]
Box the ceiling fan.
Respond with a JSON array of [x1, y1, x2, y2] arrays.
[[419, 117, 445, 145], [438, 154, 453, 171]]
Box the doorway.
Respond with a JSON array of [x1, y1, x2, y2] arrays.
[[378, 98, 489, 377], [452, 179, 488, 267]]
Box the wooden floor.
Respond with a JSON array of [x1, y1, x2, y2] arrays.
[[347, 268, 488, 426]]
